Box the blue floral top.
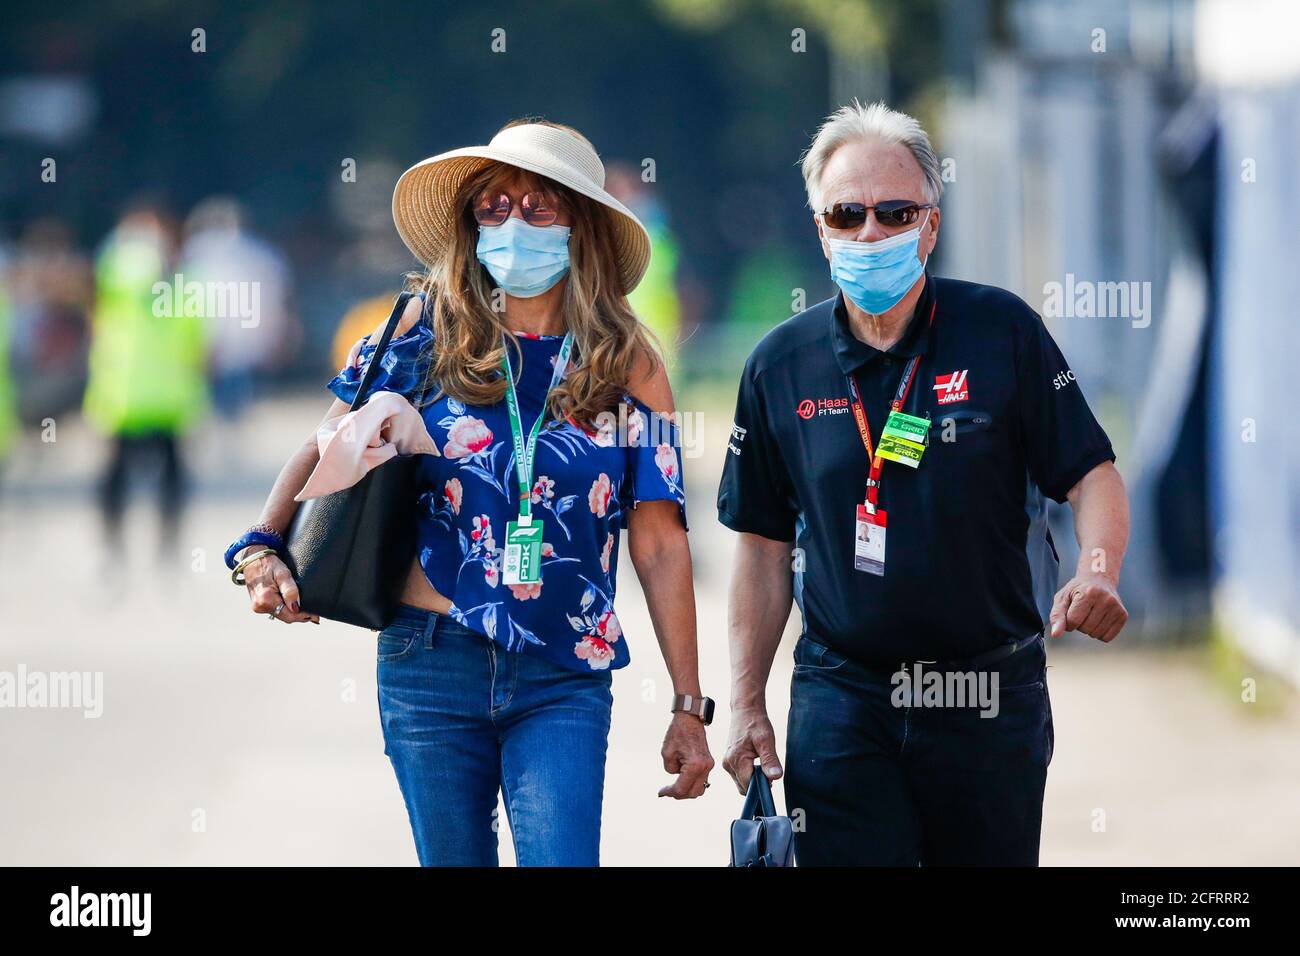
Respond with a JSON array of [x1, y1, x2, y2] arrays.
[[327, 304, 687, 673]]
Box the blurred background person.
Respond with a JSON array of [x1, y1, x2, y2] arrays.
[[0, 261, 18, 488], [180, 196, 297, 465], [181, 196, 297, 416], [5, 217, 93, 425], [82, 200, 207, 562]]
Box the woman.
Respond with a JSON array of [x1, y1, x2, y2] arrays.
[[223, 119, 713, 866]]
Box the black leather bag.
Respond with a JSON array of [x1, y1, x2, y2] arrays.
[[729, 765, 796, 867], [282, 292, 423, 630]]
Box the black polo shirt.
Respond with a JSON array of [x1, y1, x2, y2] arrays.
[[717, 275, 1115, 667]]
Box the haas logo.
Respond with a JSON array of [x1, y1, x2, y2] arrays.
[[933, 370, 970, 405], [796, 397, 849, 419]]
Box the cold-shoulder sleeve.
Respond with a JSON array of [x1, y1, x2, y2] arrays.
[[618, 397, 688, 531], [327, 295, 435, 404]]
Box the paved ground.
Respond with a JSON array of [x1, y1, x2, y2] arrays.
[[2, 394, 1297, 865]]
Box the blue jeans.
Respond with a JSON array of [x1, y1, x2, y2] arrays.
[[784, 632, 1053, 866], [376, 604, 614, 866]]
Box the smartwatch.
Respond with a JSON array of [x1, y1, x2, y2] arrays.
[[671, 693, 715, 726]]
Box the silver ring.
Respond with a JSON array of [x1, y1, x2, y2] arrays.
[[269, 601, 286, 620]]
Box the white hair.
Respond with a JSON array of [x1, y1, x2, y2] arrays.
[[799, 99, 943, 210]]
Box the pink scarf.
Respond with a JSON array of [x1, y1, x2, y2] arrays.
[[294, 391, 440, 501]]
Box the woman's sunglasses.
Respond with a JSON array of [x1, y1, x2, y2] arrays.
[[473, 190, 563, 228], [820, 200, 933, 230]]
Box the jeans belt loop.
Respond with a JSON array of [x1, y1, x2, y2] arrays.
[[423, 612, 438, 649]]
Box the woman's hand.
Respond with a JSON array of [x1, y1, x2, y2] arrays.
[[657, 712, 714, 799], [242, 551, 319, 624]]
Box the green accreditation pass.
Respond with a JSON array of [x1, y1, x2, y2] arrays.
[[876, 410, 929, 469], [500, 330, 574, 587], [504, 516, 544, 586]]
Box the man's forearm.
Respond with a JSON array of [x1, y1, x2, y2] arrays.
[[729, 533, 794, 709], [1067, 461, 1130, 585]]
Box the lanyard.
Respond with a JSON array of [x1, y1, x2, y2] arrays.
[[501, 331, 574, 518], [844, 300, 935, 508]]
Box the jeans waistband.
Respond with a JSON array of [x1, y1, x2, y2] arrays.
[[961, 630, 1045, 670], [387, 603, 478, 642]]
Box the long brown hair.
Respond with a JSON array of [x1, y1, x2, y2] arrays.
[[410, 119, 659, 427]]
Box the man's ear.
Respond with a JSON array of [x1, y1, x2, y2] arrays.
[[814, 213, 831, 261], [924, 207, 941, 257]]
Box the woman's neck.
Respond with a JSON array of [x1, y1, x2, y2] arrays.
[[503, 281, 568, 337]]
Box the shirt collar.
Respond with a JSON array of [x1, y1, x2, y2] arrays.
[[830, 274, 935, 376]]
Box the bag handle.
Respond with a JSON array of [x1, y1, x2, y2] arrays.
[[349, 291, 417, 412], [739, 763, 778, 819]]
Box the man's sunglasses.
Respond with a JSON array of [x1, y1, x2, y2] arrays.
[[820, 200, 933, 230], [473, 190, 563, 227]]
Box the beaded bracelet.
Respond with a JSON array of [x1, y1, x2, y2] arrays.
[[224, 524, 286, 570]]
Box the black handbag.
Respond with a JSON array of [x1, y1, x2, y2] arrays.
[[281, 292, 424, 630], [729, 764, 796, 867]]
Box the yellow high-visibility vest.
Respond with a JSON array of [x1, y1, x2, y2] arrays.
[[83, 236, 208, 435], [0, 286, 18, 458]]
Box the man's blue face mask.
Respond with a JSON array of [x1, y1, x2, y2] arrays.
[[826, 208, 932, 314], [476, 216, 572, 298]]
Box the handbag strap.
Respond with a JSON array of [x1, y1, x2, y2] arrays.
[[349, 291, 417, 412], [740, 764, 779, 819]]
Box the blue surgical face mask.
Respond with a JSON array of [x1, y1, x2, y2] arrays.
[[826, 209, 931, 314], [476, 216, 571, 298]]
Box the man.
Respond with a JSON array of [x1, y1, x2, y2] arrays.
[[83, 202, 208, 560], [717, 101, 1130, 866]]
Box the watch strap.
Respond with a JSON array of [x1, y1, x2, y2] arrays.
[[672, 693, 715, 726]]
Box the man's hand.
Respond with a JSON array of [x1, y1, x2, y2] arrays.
[[1058, 463, 1130, 643], [1049, 571, 1127, 642], [722, 704, 783, 794], [657, 712, 714, 799]]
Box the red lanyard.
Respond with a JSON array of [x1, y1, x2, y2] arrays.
[[845, 300, 935, 507]]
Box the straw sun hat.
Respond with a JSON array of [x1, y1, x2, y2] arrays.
[[391, 122, 652, 294]]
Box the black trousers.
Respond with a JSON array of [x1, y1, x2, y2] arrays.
[[99, 431, 186, 548], [784, 633, 1053, 866]]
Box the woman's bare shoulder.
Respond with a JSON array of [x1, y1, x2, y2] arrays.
[[626, 345, 674, 415]]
